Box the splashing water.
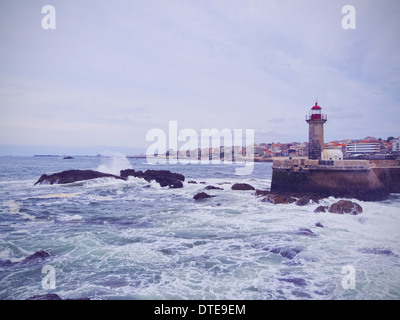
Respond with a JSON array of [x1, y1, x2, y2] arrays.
[[96, 152, 133, 176]]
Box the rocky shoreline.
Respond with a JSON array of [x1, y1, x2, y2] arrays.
[[34, 169, 366, 214]]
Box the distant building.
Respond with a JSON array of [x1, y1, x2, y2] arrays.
[[346, 142, 381, 156], [392, 136, 400, 154], [322, 149, 343, 161]]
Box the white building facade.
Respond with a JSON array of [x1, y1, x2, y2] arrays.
[[392, 136, 400, 154], [346, 142, 380, 156]]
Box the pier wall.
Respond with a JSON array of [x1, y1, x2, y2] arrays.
[[271, 159, 391, 201], [372, 166, 400, 193]]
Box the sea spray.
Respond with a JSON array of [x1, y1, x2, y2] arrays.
[[96, 151, 133, 176]]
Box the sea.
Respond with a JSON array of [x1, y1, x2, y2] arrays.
[[1, 154, 400, 300]]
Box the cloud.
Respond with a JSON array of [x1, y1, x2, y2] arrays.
[[0, 0, 399, 154]]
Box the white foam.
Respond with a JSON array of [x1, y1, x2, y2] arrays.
[[2, 200, 35, 220], [59, 214, 84, 221], [96, 151, 133, 176]]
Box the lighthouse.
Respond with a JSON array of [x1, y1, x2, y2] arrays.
[[306, 102, 327, 160]]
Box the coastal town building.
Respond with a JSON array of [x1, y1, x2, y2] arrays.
[[346, 142, 381, 156], [392, 136, 400, 154]]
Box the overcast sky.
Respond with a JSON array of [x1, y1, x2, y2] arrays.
[[0, 0, 399, 155]]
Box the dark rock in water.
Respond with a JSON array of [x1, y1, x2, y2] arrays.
[[0, 259, 14, 267], [21, 250, 50, 263], [269, 247, 302, 260], [26, 293, 62, 300], [255, 189, 270, 197], [315, 222, 324, 228], [120, 169, 184, 188], [169, 180, 183, 188], [296, 228, 317, 237], [204, 185, 223, 190], [187, 180, 198, 184], [217, 182, 231, 185], [295, 196, 310, 206], [26, 293, 90, 300], [34, 170, 126, 185], [328, 200, 363, 215], [261, 194, 296, 204], [291, 290, 312, 299], [278, 277, 308, 287], [231, 183, 255, 191], [314, 206, 329, 213], [63, 156, 74, 159], [193, 192, 215, 200], [1, 250, 50, 267], [358, 248, 395, 256]]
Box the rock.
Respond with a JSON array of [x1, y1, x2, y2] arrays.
[[26, 293, 62, 300], [255, 189, 270, 197], [204, 185, 223, 190], [231, 183, 255, 191], [278, 278, 308, 287], [261, 194, 296, 204], [328, 200, 363, 215], [295, 196, 310, 206], [187, 180, 197, 184], [193, 192, 215, 200], [1, 250, 50, 267], [358, 248, 395, 256], [34, 170, 126, 185], [26, 293, 90, 300], [63, 156, 74, 159], [21, 250, 50, 264], [296, 228, 317, 237], [269, 247, 302, 260], [168, 180, 183, 188], [315, 222, 324, 228], [314, 205, 329, 213], [120, 169, 185, 188], [0, 259, 14, 267]]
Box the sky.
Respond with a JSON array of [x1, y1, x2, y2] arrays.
[[0, 0, 399, 155]]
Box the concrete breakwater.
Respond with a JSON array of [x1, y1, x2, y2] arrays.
[[270, 158, 399, 201]]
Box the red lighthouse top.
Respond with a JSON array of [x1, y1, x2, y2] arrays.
[[311, 102, 321, 110], [310, 102, 322, 119]]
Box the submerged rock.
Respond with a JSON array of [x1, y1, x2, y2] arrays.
[[314, 205, 329, 213], [261, 194, 296, 204], [328, 200, 363, 215], [255, 189, 270, 197], [120, 169, 184, 188], [193, 192, 215, 200], [21, 250, 50, 264], [358, 248, 395, 256], [0, 250, 50, 267], [278, 277, 308, 287], [26, 293, 90, 300], [296, 228, 317, 237], [204, 185, 223, 190], [231, 183, 255, 191], [295, 196, 310, 206], [34, 170, 125, 185], [26, 293, 62, 300], [0, 259, 14, 267], [268, 247, 302, 260]]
